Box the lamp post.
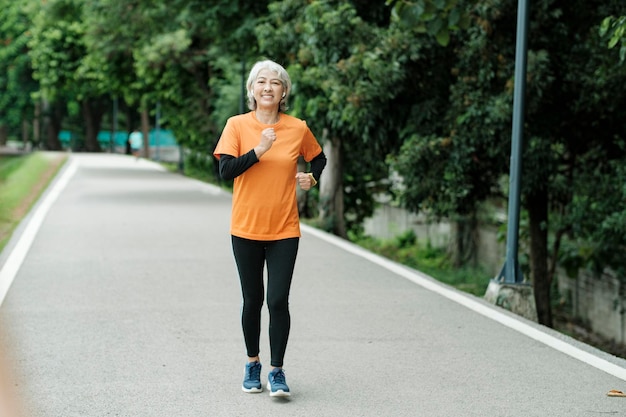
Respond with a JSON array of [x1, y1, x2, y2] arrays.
[[109, 96, 118, 153], [496, 0, 530, 285], [154, 101, 161, 162], [240, 59, 246, 114]]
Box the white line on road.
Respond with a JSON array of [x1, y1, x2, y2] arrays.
[[0, 158, 78, 307], [302, 224, 626, 382]]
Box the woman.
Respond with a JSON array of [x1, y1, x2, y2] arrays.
[[128, 129, 143, 158], [213, 60, 326, 397]]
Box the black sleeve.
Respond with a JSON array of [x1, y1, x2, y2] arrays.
[[218, 150, 259, 180], [309, 151, 327, 182]]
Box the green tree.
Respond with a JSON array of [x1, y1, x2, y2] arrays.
[[387, 0, 477, 265], [388, 0, 471, 47], [81, 0, 270, 160], [0, 1, 38, 146], [391, 0, 626, 326], [28, 0, 110, 151]]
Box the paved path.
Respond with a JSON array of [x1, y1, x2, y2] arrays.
[[2, 153, 626, 417]]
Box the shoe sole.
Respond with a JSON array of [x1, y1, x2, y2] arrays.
[[242, 386, 263, 393], [266, 382, 290, 397]]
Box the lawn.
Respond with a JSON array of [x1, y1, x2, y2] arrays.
[[0, 152, 67, 252]]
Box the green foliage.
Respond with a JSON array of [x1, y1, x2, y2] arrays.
[[387, 0, 471, 46], [28, 0, 90, 101], [28, 0, 271, 153], [600, 15, 626, 62], [183, 152, 222, 186], [390, 0, 517, 215], [0, 1, 38, 137], [389, 0, 515, 217], [395, 229, 417, 248], [556, 143, 626, 277]]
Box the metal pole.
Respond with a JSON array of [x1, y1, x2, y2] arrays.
[[496, 0, 529, 284], [155, 101, 161, 161], [110, 97, 118, 153], [240, 59, 246, 114]]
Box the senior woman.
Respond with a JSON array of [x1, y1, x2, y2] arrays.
[[213, 59, 326, 397]]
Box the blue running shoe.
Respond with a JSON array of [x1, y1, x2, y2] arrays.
[[242, 361, 262, 393], [266, 368, 290, 397]]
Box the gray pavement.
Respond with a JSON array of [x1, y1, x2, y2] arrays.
[[2, 153, 626, 417]]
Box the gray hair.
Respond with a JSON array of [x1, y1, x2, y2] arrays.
[[246, 60, 291, 112]]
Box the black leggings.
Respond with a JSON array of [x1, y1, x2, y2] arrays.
[[231, 236, 299, 367]]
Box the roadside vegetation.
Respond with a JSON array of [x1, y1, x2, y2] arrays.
[[353, 230, 491, 296], [0, 152, 67, 252]]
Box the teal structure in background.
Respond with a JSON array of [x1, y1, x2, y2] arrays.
[[58, 129, 178, 151]]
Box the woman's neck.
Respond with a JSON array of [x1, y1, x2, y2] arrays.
[[255, 109, 280, 125]]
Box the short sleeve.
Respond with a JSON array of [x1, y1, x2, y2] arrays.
[[300, 121, 322, 162], [213, 117, 240, 159]]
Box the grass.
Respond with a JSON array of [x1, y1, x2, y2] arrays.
[[0, 152, 67, 252], [353, 230, 492, 296]]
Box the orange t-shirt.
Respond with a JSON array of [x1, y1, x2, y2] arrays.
[[213, 112, 322, 240]]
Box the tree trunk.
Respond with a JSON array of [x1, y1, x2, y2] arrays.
[[21, 119, 29, 147], [450, 212, 479, 268], [108, 96, 119, 153], [140, 102, 151, 159], [82, 99, 103, 152], [44, 101, 63, 151], [319, 131, 347, 238], [125, 103, 136, 155], [33, 101, 41, 149], [0, 124, 7, 147], [527, 189, 552, 327]]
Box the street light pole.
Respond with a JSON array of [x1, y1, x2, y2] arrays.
[[240, 59, 246, 114], [155, 101, 161, 162], [110, 96, 118, 153], [496, 0, 530, 285]]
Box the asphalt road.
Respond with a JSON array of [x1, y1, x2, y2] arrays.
[[1, 153, 626, 417]]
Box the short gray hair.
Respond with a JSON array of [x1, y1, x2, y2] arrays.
[[246, 60, 291, 112]]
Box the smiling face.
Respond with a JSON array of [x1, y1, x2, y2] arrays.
[[252, 69, 285, 111]]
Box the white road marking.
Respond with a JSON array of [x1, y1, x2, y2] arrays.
[[0, 158, 78, 307], [302, 224, 626, 381]]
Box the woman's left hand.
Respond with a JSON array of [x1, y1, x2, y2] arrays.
[[295, 172, 315, 191]]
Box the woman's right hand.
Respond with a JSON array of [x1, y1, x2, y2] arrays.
[[255, 128, 276, 158]]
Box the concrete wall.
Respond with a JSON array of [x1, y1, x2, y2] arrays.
[[362, 204, 450, 247], [363, 203, 505, 276], [558, 271, 626, 344]]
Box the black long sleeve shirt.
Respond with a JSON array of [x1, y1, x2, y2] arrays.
[[218, 150, 327, 182]]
